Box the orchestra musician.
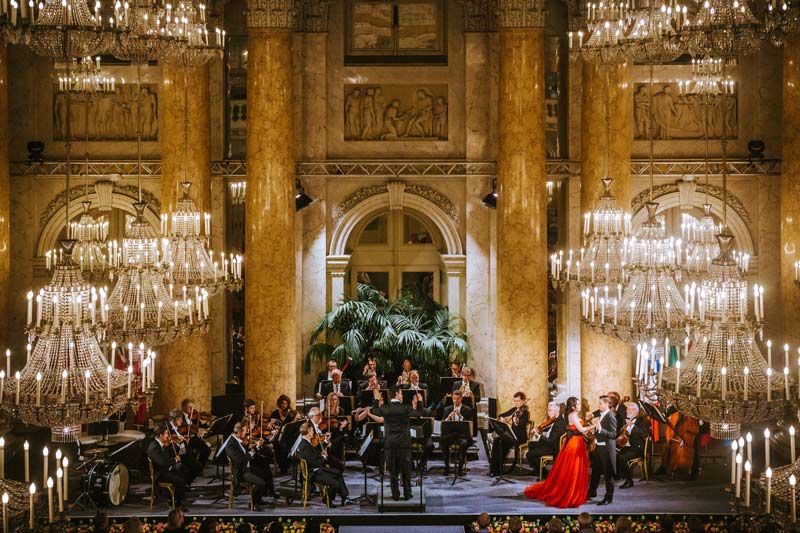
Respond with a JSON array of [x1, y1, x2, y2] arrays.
[[489, 392, 530, 477], [367, 384, 422, 501], [296, 422, 354, 507], [441, 390, 473, 477], [402, 370, 428, 393], [320, 369, 352, 398], [450, 361, 463, 379], [225, 422, 274, 509], [180, 398, 212, 467], [269, 394, 301, 474], [316, 360, 339, 399], [395, 359, 414, 385], [357, 372, 382, 407], [148, 424, 189, 507], [452, 367, 481, 402], [362, 356, 382, 379], [240, 399, 277, 468], [168, 409, 202, 482], [307, 406, 345, 471], [322, 393, 349, 466], [525, 401, 568, 476], [616, 402, 650, 489]]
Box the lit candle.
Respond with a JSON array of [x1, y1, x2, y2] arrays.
[[2, 492, 7, 533], [675, 360, 681, 393], [42, 446, 48, 487], [5, 350, 9, 380], [746, 432, 753, 463], [127, 365, 133, 397], [56, 468, 63, 513], [765, 428, 771, 468], [26, 291, 33, 325], [28, 483, 35, 530], [792, 426, 796, 463], [0, 370, 5, 402], [766, 467, 772, 514], [730, 439, 738, 485], [15, 371, 20, 405], [786, 343, 791, 370], [767, 368, 773, 401], [61, 370, 68, 404], [768, 340, 773, 369], [150, 352, 157, 386], [791, 474, 797, 523], [106, 365, 112, 399], [658, 356, 664, 389], [24, 440, 29, 482], [62, 457, 68, 501], [696, 364, 702, 398], [744, 460, 751, 507], [84, 370, 91, 404], [0, 437, 4, 479], [735, 452, 742, 498], [47, 477, 53, 522]]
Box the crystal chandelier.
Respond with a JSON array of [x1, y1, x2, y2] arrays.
[[570, 0, 634, 63], [105, 202, 207, 347], [161, 182, 242, 297], [683, 0, 764, 59], [110, 0, 187, 63], [625, 0, 686, 62], [160, 0, 224, 67], [229, 181, 246, 206], [762, 0, 800, 46], [682, 207, 722, 276]]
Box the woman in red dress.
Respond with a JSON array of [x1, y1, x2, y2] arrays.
[[524, 396, 592, 508]]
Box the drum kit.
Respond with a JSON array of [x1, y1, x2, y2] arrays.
[[73, 430, 144, 509]]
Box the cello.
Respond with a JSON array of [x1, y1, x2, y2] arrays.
[[662, 412, 700, 478]]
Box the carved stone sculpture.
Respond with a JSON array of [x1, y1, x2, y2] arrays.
[[344, 84, 448, 141]]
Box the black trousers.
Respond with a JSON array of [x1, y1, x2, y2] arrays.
[[188, 436, 211, 467], [238, 464, 272, 502], [441, 435, 472, 468], [158, 469, 187, 503], [384, 446, 412, 498], [525, 440, 558, 471], [489, 438, 517, 475], [312, 466, 349, 503], [617, 447, 643, 482], [589, 445, 616, 500], [178, 451, 203, 483]]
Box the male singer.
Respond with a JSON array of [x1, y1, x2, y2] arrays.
[[589, 396, 617, 505]]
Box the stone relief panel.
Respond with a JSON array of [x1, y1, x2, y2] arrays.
[[633, 83, 737, 140], [343, 84, 448, 141], [53, 84, 159, 141]]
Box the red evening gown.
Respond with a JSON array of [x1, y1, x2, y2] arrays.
[[523, 424, 589, 508]]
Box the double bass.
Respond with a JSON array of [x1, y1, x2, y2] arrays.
[[662, 412, 700, 478]]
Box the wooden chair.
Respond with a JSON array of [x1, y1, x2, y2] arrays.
[[626, 436, 652, 481], [299, 458, 330, 508], [227, 456, 255, 510], [538, 432, 569, 479], [147, 458, 175, 511]]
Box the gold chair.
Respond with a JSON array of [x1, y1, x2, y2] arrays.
[[227, 456, 255, 510], [538, 432, 569, 479], [299, 458, 330, 509], [626, 436, 652, 481], [147, 458, 176, 512]]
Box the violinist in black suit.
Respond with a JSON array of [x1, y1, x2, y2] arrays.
[[296, 422, 354, 507], [525, 402, 568, 476], [225, 422, 274, 508], [147, 425, 188, 506], [489, 392, 530, 477], [367, 384, 422, 500], [441, 390, 473, 477], [588, 396, 618, 505], [617, 402, 650, 489], [320, 369, 352, 397]]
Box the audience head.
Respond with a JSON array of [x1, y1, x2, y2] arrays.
[[236, 523, 251, 533], [687, 516, 705, 533], [566, 396, 580, 413], [276, 394, 291, 410], [546, 517, 564, 532], [547, 401, 560, 418], [92, 511, 109, 531], [577, 512, 593, 529], [124, 517, 141, 533], [615, 516, 632, 533], [658, 515, 675, 533], [198, 518, 218, 533], [476, 513, 490, 529], [508, 516, 522, 533], [167, 509, 184, 528]]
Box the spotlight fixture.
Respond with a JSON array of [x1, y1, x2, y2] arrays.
[[295, 179, 313, 212], [482, 179, 497, 209]]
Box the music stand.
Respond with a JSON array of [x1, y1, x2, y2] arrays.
[[409, 417, 432, 478], [402, 389, 427, 406], [441, 420, 472, 486], [339, 395, 354, 413], [438, 377, 456, 401], [208, 414, 235, 489], [488, 417, 518, 485], [354, 432, 380, 504]]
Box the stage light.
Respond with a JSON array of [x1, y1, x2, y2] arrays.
[[482, 179, 497, 209], [295, 179, 313, 212]]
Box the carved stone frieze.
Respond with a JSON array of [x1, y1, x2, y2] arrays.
[[335, 183, 460, 225], [294, 0, 331, 32], [344, 85, 448, 141], [53, 85, 158, 141], [631, 182, 751, 227], [458, 0, 496, 32], [494, 0, 546, 29], [247, 0, 295, 29], [39, 184, 161, 229]]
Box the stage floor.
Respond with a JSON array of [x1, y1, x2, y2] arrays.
[[70, 455, 736, 520]]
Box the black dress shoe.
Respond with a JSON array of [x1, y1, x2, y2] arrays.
[[342, 498, 357, 506], [620, 480, 634, 489], [596, 499, 612, 506]]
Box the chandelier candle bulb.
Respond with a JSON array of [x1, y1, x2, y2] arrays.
[[140, 302, 145, 329], [786, 367, 791, 400], [106, 365, 112, 399], [127, 365, 132, 397], [122, 304, 128, 331], [56, 468, 62, 513], [792, 475, 797, 523], [658, 357, 664, 389], [744, 367, 749, 400], [767, 368, 773, 401], [746, 433, 752, 463], [24, 441, 29, 482], [731, 440, 738, 484], [2, 492, 7, 533], [110, 341, 116, 368], [62, 457, 68, 501], [736, 452, 742, 497], [744, 461, 751, 507], [26, 291, 33, 325], [675, 360, 681, 392], [35, 372, 42, 407], [28, 483, 34, 530], [25, 344, 30, 364], [696, 364, 703, 398], [5, 350, 9, 381], [174, 301, 179, 327], [759, 286, 764, 319], [765, 428, 771, 468], [157, 301, 162, 328], [84, 370, 90, 404], [42, 446, 48, 487]]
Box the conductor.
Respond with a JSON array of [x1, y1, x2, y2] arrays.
[[368, 384, 422, 501]]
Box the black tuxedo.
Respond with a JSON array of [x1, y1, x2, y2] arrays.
[[593, 403, 627, 435], [317, 370, 333, 383], [489, 407, 530, 476], [371, 399, 421, 499], [525, 414, 568, 474], [225, 436, 273, 503], [617, 416, 650, 482], [168, 423, 202, 482], [589, 409, 618, 501], [180, 413, 212, 467], [147, 438, 188, 502], [441, 404, 473, 472], [297, 438, 349, 504], [320, 380, 352, 398], [452, 380, 481, 403]]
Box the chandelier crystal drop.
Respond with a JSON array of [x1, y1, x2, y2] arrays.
[[625, 0, 686, 62], [229, 181, 246, 206], [105, 202, 208, 347], [161, 182, 243, 297], [110, 0, 188, 63], [159, 0, 224, 67], [762, 0, 800, 46], [684, 0, 763, 59], [2, 240, 147, 442], [682, 206, 722, 276], [550, 178, 632, 292], [68, 201, 110, 277]]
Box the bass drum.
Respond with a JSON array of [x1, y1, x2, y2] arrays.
[[87, 461, 129, 507]]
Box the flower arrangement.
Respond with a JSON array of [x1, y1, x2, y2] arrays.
[[471, 515, 734, 533], [62, 518, 332, 533]]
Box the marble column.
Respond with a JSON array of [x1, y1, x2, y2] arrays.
[[782, 35, 800, 347], [0, 39, 8, 349], [245, 3, 297, 403], [157, 63, 213, 412], [580, 61, 634, 403], [495, 1, 549, 415]]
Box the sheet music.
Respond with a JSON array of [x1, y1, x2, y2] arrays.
[[433, 420, 441, 436], [410, 428, 418, 438]]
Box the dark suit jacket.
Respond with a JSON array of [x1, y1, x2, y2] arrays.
[[593, 404, 627, 433], [317, 370, 332, 383], [443, 404, 473, 422], [370, 399, 421, 449], [622, 416, 650, 453], [539, 414, 568, 453], [297, 438, 327, 471], [452, 380, 481, 403], [320, 380, 352, 397], [498, 407, 530, 443], [224, 437, 252, 477], [147, 438, 178, 476], [595, 410, 618, 468]]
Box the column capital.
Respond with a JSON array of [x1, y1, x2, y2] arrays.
[[494, 0, 546, 29], [458, 0, 496, 32], [295, 0, 332, 32], [247, 0, 295, 29], [327, 254, 351, 273]]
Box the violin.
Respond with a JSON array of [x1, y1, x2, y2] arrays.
[[537, 415, 557, 432], [616, 425, 630, 449]]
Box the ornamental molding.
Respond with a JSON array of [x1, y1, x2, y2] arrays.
[[494, 0, 546, 29], [631, 182, 752, 227], [458, 0, 496, 32], [294, 0, 331, 32], [39, 184, 161, 229], [247, 0, 295, 29], [334, 183, 461, 226], [630, 159, 780, 177]]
